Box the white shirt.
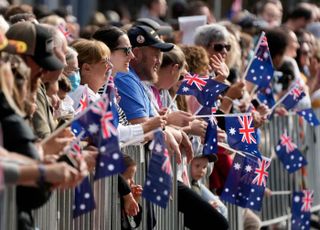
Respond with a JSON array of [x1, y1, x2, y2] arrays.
[[69, 84, 144, 143]]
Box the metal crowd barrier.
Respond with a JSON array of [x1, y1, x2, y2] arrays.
[[260, 111, 320, 227], [2, 111, 320, 229]]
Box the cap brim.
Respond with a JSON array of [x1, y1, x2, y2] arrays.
[[33, 54, 64, 71], [205, 154, 218, 163], [151, 42, 174, 52]]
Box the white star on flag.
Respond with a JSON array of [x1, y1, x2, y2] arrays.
[[182, 87, 189, 92], [245, 165, 252, 172], [88, 123, 99, 134], [155, 143, 162, 153], [234, 162, 241, 170], [229, 127, 236, 135]]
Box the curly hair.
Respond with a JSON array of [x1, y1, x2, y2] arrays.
[[180, 45, 209, 75]]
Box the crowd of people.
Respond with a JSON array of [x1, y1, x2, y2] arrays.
[[0, 0, 320, 229]]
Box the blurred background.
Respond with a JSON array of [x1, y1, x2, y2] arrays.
[[5, 0, 320, 27]]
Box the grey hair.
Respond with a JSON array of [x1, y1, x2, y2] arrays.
[[194, 24, 229, 48]]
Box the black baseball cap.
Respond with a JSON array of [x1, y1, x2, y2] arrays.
[[6, 22, 64, 71], [135, 18, 173, 36], [128, 25, 174, 52]]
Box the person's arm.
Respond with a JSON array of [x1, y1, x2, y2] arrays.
[[2, 162, 81, 187], [0, 146, 36, 164], [118, 175, 139, 216], [118, 116, 166, 143]]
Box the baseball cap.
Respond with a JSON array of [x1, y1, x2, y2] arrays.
[[6, 22, 64, 71], [128, 25, 174, 52], [205, 154, 218, 163], [135, 18, 173, 36]]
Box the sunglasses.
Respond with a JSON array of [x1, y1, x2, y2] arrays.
[[212, 44, 231, 52], [113, 46, 132, 56]]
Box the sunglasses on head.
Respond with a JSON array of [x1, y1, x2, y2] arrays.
[[212, 43, 231, 52], [113, 46, 132, 56]]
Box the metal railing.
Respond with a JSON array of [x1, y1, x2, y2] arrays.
[[2, 111, 320, 229]]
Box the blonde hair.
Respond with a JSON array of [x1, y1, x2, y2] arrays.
[[71, 39, 110, 69], [40, 15, 66, 27], [161, 45, 186, 70]]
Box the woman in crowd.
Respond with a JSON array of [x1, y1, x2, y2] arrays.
[[91, 26, 166, 143]]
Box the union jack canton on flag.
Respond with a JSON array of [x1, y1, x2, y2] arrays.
[[282, 83, 306, 111], [221, 153, 271, 211], [225, 115, 261, 158], [177, 73, 228, 107], [291, 190, 314, 230], [71, 95, 124, 179], [142, 131, 172, 208]]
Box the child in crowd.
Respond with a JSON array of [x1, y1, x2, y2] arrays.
[[55, 75, 75, 122], [190, 154, 228, 219], [120, 154, 143, 230]]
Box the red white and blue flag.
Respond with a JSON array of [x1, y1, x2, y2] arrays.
[[291, 190, 313, 230], [177, 73, 228, 107], [245, 34, 274, 89], [225, 115, 260, 157], [142, 131, 172, 208], [275, 132, 307, 173], [221, 153, 271, 211]]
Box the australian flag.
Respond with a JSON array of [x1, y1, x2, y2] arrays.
[[75, 85, 90, 115], [73, 176, 96, 218], [257, 87, 275, 108], [71, 95, 124, 179], [221, 153, 271, 211], [177, 73, 228, 107], [245, 34, 274, 89], [203, 119, 218, 156], [275, 133, 307, 173], [291, 190, 314, 230], [225, 115, 260, 158], [297, 108, 320, 126], [282, 83, 306, 111], [67, 137, 96, 218], [102, 76, 119, 128], [142, 131, 172, 208]]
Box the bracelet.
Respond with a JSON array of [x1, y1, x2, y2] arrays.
[[223, 96, 233, 103], [37, 164, 46, 186]]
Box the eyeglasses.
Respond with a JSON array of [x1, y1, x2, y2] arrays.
[[212, 43, 231, 52], [113, 46, 132, 56]]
